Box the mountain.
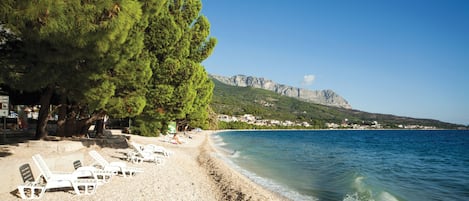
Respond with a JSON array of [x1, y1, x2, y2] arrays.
[[210, 78, 465, 129], [210, 74, 352, 109]]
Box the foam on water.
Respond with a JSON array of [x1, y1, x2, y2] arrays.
[[343, 191, 399, 201], [212, 134, 233, 155], [217, 141, 227, 146], [212, 133, 317, 201], [214, 130, 469, 201], [346, 175, 400, 201], [231, 150, 241, 158], [212, 135, 223, 143], [376, 192, 399, 201], [216, 151, 318, 201]]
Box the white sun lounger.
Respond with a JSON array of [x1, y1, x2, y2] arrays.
[[89, 150, 143, 177], [32, 154, 98, 196], [128, 142, 165, 165], [17, 163, 46, 199], [141, 143, 173, 157], [73, 160, 115, 184]]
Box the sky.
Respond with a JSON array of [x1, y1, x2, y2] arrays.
[[200, 0, 469, 126]]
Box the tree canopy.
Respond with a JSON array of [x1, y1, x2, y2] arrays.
[[133, 0, 216, 136], [0, 0, 216, 139]]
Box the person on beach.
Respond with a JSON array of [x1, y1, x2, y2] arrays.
[[18, 106, 30, 130], [173, 133, 183, 144]]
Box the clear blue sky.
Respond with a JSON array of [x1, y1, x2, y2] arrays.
[[200, 0, 469, 126]]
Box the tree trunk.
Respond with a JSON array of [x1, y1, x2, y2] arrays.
[[75, 118, 88, 136], [55, 96, 67, 137], [35, 86, 54, 140], [63, 108, 77, 137], [90, 111, 106, 137], [95, 119, 104, 136]]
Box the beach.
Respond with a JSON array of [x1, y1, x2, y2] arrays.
[[0, 130, 288, 201]]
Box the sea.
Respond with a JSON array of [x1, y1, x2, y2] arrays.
[[212, 130, 469, 201]]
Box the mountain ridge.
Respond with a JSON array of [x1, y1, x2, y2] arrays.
[[209, 78, 466, 129], [209, 74, 352, 109]]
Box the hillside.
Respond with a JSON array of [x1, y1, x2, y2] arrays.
[[210, 79, 464, 129], [210, 74, 351, 109]]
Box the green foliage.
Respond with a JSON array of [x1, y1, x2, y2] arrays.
[[1, 0, 146, 100], [0, 0, 161, 137], [218, 121, 255, 130], [211, 79, 463, 129], [186, 69, 214, 129], [136, 0, 216, 135], [132, 116, 162, 137]]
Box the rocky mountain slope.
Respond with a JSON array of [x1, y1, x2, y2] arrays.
[[210, 74, 352, 109], [210, 79, 466, 129]]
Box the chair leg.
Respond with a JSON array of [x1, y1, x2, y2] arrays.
[[84, 183, 97, 194], [95, 172, 112, 184], [18, 185, 46, 199], [120, 168, 127, 178], [36, 187, 46, 199], [72, 179, 97, 195], [18, 186, 27, 199]]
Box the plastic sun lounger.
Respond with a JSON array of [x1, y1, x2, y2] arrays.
[[141, 143, 173, 157], [32, 154, 99, 196], [89, 150, 143, 177], [128, 142, 165, 165], [73, 160, 115, 185], [17, 163, 46, 199]]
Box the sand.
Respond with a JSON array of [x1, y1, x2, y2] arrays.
[[0, 130, 289, 201]]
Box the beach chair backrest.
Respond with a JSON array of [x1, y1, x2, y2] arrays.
[[89, 150, 109, 166], [130, 141, 139, 148], [131, 142, 146, 156], [73, 160, 82, 170], [19, 163, 35, 183], [131, 142, 142, 151], [32, 154, 52, 181]]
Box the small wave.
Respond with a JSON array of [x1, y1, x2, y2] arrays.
[[217, 147, 235, 156], [211, 134, 223, 141], [212, 135, 228, 147], [343, 191, 399, 201], [216, 142, 227, 146], [236, 166, 317, 201], [376, 192, 399, 201], [353, 176, 367, 194], [215, 151, 317, 201], [346, 175, 400, 201], [231, 150, 240, 158], [343, 193, 368, 201]]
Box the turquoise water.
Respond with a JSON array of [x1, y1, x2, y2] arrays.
[[213, 130, 469, 201]]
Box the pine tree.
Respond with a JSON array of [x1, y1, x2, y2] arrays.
[[136, 0, 216, 135], [0, 0, 159, 139]]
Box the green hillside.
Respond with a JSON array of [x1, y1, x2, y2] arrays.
[[210, 79, 465, 129]]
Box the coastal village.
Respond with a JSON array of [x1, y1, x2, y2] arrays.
[[217, 114, 438, 130]]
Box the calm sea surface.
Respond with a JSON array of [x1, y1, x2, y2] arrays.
[[213, 130, 469, 201]]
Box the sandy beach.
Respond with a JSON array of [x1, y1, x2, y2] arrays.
[[0, 130, 289, 201]]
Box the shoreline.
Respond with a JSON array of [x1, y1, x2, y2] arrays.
[[0, 130, 288, 200], [200, 131, 289, 201]]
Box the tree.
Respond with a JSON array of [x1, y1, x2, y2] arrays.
[[0, 0, 159, 139], [135, 0, 216, 136], [185, 66, 214, 129]]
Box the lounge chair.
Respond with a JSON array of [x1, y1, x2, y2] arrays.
[[32, 154, 98, 196], [141, 142, 173, 157], [17, 163, 46, 199], [89, 150, 143, 177], [128, 142, 165, 165], [131, 141, 173, 156], [126, 151, 144, 164], [73, 160, 115, 184]]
